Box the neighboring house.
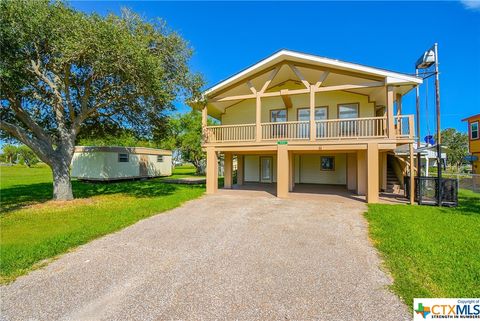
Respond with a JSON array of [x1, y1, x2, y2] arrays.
[[192, 50, 422, 203], [71, 146, 172, 181], [462, 114, 480, 174], [394, 143, 447, 176]]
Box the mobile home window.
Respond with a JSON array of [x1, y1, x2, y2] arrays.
[[118, 153, 129, 162], [321, 156, 335, 171], [157, 155, 164, 162], [471, 121, 479, 140], [338, 104, 359, 119]]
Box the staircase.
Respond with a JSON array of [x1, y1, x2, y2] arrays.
[[386, 164, 402, 194]]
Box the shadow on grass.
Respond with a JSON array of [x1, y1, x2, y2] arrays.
[[0, 178, 182, 214], [452, 192, 480, 215]]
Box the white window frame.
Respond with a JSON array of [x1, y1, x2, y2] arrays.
[[471, 121, 479, 140]]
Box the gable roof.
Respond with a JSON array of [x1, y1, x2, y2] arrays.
[[462, 114, 480, 122], [204, 49, 422, 97]]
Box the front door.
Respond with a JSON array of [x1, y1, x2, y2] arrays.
[[260, 157, 273, 183]]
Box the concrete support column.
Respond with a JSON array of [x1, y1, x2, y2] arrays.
[[224, 152, 233, 189], [380, 152, 387, 192], [425, 157, 429, 177], [237, 155, 244, 185], [347, 153, 357, 191], [288, 152, 295, 192], [277, 145, 289, 198], [206, 147, 218, 194], [367, 143, 379, 204], [357, 150, 367, 196]]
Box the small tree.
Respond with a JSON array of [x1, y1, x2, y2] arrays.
[[440, 128, 469, 172], [164, 111, 205, 174], [2, 144, 18, 164], [17, 145, 39, 167], [0, 1, 202, 200]]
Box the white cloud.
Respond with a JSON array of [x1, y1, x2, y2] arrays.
[[460, 0, 480, 11]]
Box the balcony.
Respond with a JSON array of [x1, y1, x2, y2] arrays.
[[204, 115, 414, 144]]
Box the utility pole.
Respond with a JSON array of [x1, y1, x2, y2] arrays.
[[434, 43, 442, 206], [416, 68, 421, 176]]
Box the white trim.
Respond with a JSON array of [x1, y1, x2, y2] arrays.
[[204, 50, 422, 97]]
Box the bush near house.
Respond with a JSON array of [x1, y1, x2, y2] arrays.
[[365, 190, 480, 305], [0, 165, 204, 283]]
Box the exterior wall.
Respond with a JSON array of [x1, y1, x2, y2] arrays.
[[71, 151, 172, 180], [297, 154, 347, 185], [243, 155, 277, 182], [221, 90, 375, 125], [466, 115, 480, 174]]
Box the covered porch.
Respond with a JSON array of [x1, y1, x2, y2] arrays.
[[206, 143, 416, 204]]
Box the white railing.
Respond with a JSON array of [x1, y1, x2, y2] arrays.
[[204, 115, 414, 143], [395, 115, 414, 139], [204, 123, 256, 143], [316, 117, 387, 139], [261, 121, 310, 140]]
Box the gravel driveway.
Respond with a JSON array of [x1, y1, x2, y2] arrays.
[[1, 190, 409, 321]]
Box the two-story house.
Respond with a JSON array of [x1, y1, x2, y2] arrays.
[[193, 50, 422, 203], [463, 114, 480, 174]]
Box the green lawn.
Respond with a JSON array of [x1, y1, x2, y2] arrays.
[[0, 165, 204, 283], [365, 189, 480, 305]]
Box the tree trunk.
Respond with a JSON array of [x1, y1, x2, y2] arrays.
[[51, 159, 73, 201]]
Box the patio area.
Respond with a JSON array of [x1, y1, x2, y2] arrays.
[[222, 183, 408, 204]]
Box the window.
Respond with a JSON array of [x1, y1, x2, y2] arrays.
[[338, 103, 359, 119], [471, 121, 479, 140], [157, 155, 164, 162], [297, 107, 328, 121], [270, 109, 287, 122], [297, 107, 329, 138], [118, 153, 129, 162], [321, 156, 335, 171]]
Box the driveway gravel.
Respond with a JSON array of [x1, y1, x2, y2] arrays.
[[1, 190, 409, 321]]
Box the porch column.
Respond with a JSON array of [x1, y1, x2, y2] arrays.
[[347, 153, 357, 191], [387, 86, 395, 139], [237, 155, 244, 185], [309, 86, 315, 141], [409, 143, 415, 205], [277, 145, 289, 198], [224, 152, 233, 189], [425, 157, 429, 177], [206, 147, 218, 194], [357, 150, 367, 196], [202, 105, 208, 142], [288, 151, 295, 192], [367, 143, 379, 203], [255, 95, 261, 142]]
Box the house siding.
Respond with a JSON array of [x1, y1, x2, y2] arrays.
[[221, 91, 375, 125]]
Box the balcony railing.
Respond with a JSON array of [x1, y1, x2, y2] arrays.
[[204, 115, 414, 143]]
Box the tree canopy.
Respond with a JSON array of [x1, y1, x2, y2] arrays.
[[0, 0, 203, 199], [440, 128, 469, 172]]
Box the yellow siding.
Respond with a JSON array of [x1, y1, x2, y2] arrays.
[[297, 154, 347, 185], [221, 91, 375, 125], [466, 115, 480, 174]]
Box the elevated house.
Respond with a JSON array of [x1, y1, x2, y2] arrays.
[[463, 114, 480, 174], [193, 50, 422, 203]]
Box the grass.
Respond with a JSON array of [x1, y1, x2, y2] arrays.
[[0, 164, 204, 283], [365, 189, 480, 305], [159, 164, 205, 180]]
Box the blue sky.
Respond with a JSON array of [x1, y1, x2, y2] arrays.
[[71, 1, 480, 138]]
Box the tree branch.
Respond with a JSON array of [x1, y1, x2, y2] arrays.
[[0, 121, 53, 165], [63, 64, 75, 123], [8, 96, 53, 146]]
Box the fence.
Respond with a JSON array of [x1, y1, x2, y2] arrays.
[[404, 176, 459, 207]]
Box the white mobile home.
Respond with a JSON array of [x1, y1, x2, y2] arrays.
[[71, 146, 172, 181]]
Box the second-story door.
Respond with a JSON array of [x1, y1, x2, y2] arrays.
[[260, 156, 273, 183]]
